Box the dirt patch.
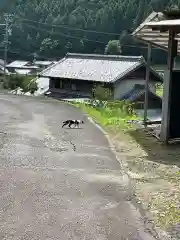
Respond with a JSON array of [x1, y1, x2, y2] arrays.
[[109, 128, 180, 239]]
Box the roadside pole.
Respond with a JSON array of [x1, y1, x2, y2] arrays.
[[3, 13, 13, 82], [144, 43, 152, 126]]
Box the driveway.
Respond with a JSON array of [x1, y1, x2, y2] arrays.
[[0, 94, 156, 240]]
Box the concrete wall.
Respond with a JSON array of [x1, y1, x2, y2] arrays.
[[113, 79, 156, 100]]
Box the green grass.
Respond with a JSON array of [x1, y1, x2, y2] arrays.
[[72, 101, 138, 131], [156, 85, 163, 97]]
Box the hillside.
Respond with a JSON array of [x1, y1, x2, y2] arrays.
[[0, 0, 179, 63]]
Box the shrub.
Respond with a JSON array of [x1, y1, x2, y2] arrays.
[[92, 84, 112, 101], [3, 75, 22, 90], [104, 40, 122, 55], [91, 84, 135, 115], [92, 84, 112, 107], [3, 74, 37, 94], [106, 100, 136, 116]]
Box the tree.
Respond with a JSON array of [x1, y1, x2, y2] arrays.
[[5, 0, 177, 64], [133, 0, 145, 29], [65, 41, 73, 52], [104, 40, 122, 55], [3, 74, 37, 93], [150, 0, 170, 11], [40, 38, 58, 52]]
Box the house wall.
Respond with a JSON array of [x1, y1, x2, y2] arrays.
[[114, 79, 156, 100], [113, 66, 160, 100]]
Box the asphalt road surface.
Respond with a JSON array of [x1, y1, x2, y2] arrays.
[[0, 94, 157, 240]]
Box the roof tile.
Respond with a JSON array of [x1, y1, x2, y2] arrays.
[[6, 60, 29, 68], [42, 53, 144, 83]]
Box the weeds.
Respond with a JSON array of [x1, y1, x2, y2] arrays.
[[156, 83, 163, 97], [73, 100, 137, 131]]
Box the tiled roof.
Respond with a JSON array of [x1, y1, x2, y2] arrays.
[[17, 66, 39, 69], [34, 61, 54, 66], [41, 53, 145, 83], [14, 69, 32, 75], [6, 60, 29, 68]]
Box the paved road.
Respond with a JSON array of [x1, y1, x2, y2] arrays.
[[0, 94, 156, 240]]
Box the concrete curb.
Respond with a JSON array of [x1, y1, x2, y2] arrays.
[[86, 116, 125, 171]]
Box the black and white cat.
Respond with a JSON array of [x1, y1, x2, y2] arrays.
[[62, 119, 84, 128]]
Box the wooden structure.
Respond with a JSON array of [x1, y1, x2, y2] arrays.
[[132, 10, 180, 144]]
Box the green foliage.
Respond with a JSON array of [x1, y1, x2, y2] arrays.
[[92, 84, 112, 101], [91, 85, 136, 117], [73, 85, 136, 130], [75, 101, 137, 130], [3, 75, 19, 90], [28, 80, 38, 94], [156, 83, 163, 97], [105, 40, 121, 55], [40, 38, 59, 55], [3, 74, 37, 94], [106, 100, 136, 116], [1, 0, 178, 63]]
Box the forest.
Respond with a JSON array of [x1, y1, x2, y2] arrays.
[[0, 0, 179, 63]]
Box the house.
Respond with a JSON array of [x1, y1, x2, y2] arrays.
[[40, 53, 163, 103], [33, 61, 55, 70], [6, 60, 39, 75]]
